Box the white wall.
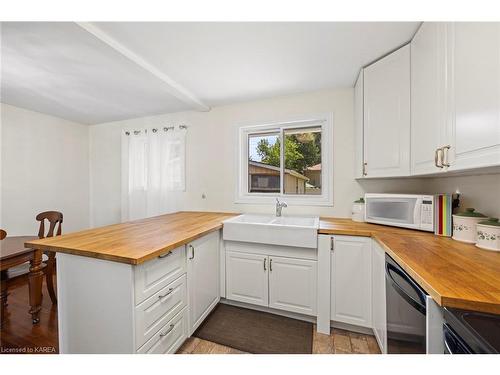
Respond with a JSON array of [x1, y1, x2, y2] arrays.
[[89, 88, 433, 226], [423, 173, 500, 217], [1, 104, 90, 236], [4, 91, 496, 234]]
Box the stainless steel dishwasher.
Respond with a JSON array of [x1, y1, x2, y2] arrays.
[[385, 254, 428, 353]]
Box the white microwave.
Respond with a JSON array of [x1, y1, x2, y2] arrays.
[[364, 193, 434, 232]]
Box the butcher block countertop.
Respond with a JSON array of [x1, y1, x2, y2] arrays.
[[25, 212, 500, 314], [24, 211, 238, 265], [319, 218, 500, 315]]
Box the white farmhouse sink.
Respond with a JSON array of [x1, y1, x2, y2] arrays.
[[223, 214, 319, 249]]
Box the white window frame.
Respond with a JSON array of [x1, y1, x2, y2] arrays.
[[236, 113, 333, 206]]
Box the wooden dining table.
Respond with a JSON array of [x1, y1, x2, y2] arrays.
[[0, 235, 43, 325]]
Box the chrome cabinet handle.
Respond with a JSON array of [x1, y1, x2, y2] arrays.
[[263, 258, 267, 271], [330, 237, 335, 252], [188, 245, 195, 260], [159, 324, 175, 337], [158, 288, 174, 299], [158, 251, 172, 258], [435, 147, 444, 168], [269, 258, 273, 272], [442, 145, 451, 167], [363, 162, 368, 176]]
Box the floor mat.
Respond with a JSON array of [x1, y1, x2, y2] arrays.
[[194, 304, 313, 354]]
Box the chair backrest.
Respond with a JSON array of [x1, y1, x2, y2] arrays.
[[36, 211, 63, 239], [0, 229, 6, 240]]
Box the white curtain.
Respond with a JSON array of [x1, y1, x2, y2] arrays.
[[121, 127, 186, 221]]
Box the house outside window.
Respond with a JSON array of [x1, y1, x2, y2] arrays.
[[237, 114, 333, 206]]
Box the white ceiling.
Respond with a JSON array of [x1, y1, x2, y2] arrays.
[[1, 22, 420, 125]]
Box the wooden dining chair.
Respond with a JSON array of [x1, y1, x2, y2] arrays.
[[36, 211, 63, 304]]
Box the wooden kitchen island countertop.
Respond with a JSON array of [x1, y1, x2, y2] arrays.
[[24, 211, 238, 265], [319, 218, 500, 315]]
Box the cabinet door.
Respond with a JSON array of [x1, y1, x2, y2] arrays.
[[330, 236, 372, 328], [187, 231, 220, 334], [268, 256, 317, 316], [448, 22, 500, 171], [411, 22, 450, 175], [364, 45, 411, 177], [226, 251, 269, 307], [372, 241, 387, 354], [354, 70, 365, 178]]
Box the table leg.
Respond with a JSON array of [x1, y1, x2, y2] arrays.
[[1, 270, 8, 327], [28, 250, 44, 324], [45, 251, 57, 304]]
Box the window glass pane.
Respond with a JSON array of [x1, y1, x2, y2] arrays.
[[283, 127, 322, 195], [248, 132, 281, 193]]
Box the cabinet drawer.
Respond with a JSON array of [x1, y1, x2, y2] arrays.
[[136, 308, 188, 354], [135, 274, 187, 349], [134, 246, 186, 304]]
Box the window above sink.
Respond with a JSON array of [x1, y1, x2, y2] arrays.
[[236, 114, 334, 206]]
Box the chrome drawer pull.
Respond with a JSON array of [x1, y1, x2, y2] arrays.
[[158, 288, 174, 299], [159, 324, 175, 337], [158, 251, 173, 259]]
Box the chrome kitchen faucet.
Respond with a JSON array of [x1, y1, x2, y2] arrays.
[[275, 198, 288, 217]]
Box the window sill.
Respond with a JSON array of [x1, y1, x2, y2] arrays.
[[235, 195, 333, 207]]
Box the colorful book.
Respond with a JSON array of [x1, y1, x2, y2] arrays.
[[435, 194, 452, 236]]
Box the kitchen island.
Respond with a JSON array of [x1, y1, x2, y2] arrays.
[[25, 211, 237, 353]]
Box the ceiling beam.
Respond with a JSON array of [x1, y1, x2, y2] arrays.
[[76, 22, 210, 112]]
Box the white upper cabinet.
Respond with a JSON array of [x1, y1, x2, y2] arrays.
[[363, 45, 411, 177], [354, 70, 365, 178], [447, 22, 500, 171], [358, 22, 500, 178], [411, 23, 450, 175]]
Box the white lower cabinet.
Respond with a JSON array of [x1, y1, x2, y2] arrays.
[[269, 256, 317, 316], [187, 231, 220, 334], [330, 236, 372, 328], [226, 251, 269, 307], [371, 240, 387, 354], [57, 231, 221, 354], [225, 249, 318, 316]]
